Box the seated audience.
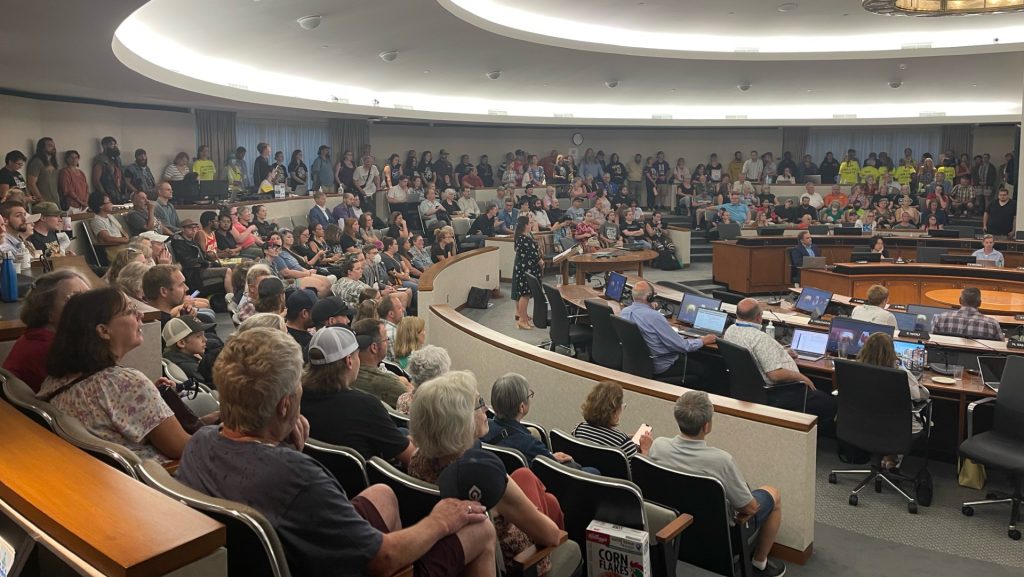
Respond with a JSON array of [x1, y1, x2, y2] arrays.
[[86, 192, 130, 251], [3, 270, 90, 391], [333, 254, 374, 306], [393, 316, 426, 370], [311, 295, 354, 329], [933, 287, 1003, 341], [620, 281, 714, 382], [237, 312, 287, 333], [398, 344, 450, 414], [28, 202, 74, 256], [351, 318, 413, 408], [571, 381, 652, 458], [650, 391, 786, 577], [38, 288, 190, 462], [254, 276, 287, 315], [143, 264, 196, 325], [301, 327, 415, 465], [235, 263, 273, 323], [285, 288, 318, 362], [850, 284, 897, 327], [431, 226, 457, 263], [972, 234, 1004, 267], [176, 328, 496, 577], [408, 371, 564, 573], [113, 261, 151, 300], [724, 299, 837, 433], [162, 316, 213, 384]]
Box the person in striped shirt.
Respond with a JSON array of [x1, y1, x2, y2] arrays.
[[571, 381, 652, 458]]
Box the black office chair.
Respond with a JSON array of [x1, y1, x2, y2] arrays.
[[382, 401, 411, 429], [542, 283, 592, 357], [550, 428, 631, 480], [915, 246, 945, 264], [303, 439, 370, 497], [366, 456, 440, 527], [136, 460, 293, 577], [525, 273, 550, 332], [654, 281, 710, 298], [631, 456, 758, 577], [716, 340, 807, 412], [712, 289, 745, 306], [609, 315, 685, 385], [827, 359, 933, 514], [584, 299, 622, 370], [959, 355, 1024, 540], [530, 456, 691, 577], [482, 442, 529, 472]]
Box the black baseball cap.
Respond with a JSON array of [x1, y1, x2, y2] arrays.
[[437, 448, 508, 509], [311, 296, 355, 327]]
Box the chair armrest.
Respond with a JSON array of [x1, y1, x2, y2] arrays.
[[655, 513, 694, 543], [511, 531, 568, 569], [967, 397, 997, 438], [763, 380, 805, 390], [734, 511, 753, 525]]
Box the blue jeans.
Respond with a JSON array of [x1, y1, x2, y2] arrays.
[[751, 488, 775, 527]]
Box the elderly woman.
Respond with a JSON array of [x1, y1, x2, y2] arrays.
[[332, 254, 373, 307], [396, 344, 450, 414], [113, 261, 151, 301], [38, 288, 191, 462], [3, 270, 90, 391], [481, 373, 596, 474], [237, 312, 287, 333], [409, 371, 564, 572], [572, 381, 652, 458]]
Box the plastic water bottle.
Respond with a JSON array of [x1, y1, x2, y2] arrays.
[[765, 320, 776, 340], [1, 254, 18, 302]]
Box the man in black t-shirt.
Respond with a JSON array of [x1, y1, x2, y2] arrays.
[[0, 150, 28, 200], [433, 149, 455, 190], [27, 202, 73, 256], [984, 187, 1017, 238], [469, 204, 499, 237], [285, 288, 317, 362], [253, 142, 272, 187]]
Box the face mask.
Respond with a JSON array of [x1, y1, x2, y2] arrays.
[[373, 254, 382, 265]]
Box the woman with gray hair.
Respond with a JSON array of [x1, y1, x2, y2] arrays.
[[408, 371, 565, 573], [113, 261, 151, 300], [481, 373, 593, 472], [396, 344, 450, 414], [237, 312, 287, 333]]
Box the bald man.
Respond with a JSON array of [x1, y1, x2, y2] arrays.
[[619, 281, 714, 383], [723, 298, 836, 434]]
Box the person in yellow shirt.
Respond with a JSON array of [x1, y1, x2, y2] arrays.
[[892, 159, 915, 186], [727, 150, 744, 182], [838, 152, 860, 185], [192, 145, 216, 181], [858, 163, 879, 184], [936, 155, 956, 184]]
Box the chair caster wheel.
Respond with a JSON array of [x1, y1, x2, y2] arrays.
[[1009, 529, 1022, 541], [961, 506, 974, 516], [908, 502, 918, 514], [849, 495, 858, 506], [828, 473, 837, 484], [875, 478, 883, 493]]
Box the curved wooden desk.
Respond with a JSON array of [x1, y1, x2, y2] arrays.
[[562, 249, 658, 285], [926, 288, 1024, 314]]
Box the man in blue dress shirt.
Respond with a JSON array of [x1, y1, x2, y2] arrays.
[[620, 281, 715, 382], [788, 230, 821, 284]]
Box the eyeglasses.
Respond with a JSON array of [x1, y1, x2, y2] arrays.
[[528, 389, 535, 399], [475, 396, 487, 411]]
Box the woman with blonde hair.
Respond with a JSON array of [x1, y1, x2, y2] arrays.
[[393, 316, 426, 369], [237, 312, 287, 333], [113, 261, 151, 300], [572, 381, 652, 457]]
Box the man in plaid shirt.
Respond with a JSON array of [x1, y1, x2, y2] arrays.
[[933, 287, 1004, 341]]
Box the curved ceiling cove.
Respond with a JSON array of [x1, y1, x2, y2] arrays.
[[113, 0, 1024, 125]]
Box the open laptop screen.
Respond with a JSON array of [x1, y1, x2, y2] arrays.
[[693, 308, 729, 336], [604, 272, 627, 301], [795, 287, 832, 317], [827, 316, 895, 356], [677, 294, 722, 325], [791, 329, 828, 356], [906, 304, 953, 332]]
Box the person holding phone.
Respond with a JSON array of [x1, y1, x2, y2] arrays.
[[572, 381, 652, 458]]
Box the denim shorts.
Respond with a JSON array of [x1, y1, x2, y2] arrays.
[[751, 488, 775, 527]]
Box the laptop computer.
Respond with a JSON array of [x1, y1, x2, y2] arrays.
[[603, 271, 627, 302], [790, 328, 827, 361], [678, 308, 729, 338], [893, 341, 926, 373], [717, 223, 741, 241], [850, 252, 883, 262], [808, 225, 830, 236], [801, 256, 827, 270], [977, 356, 1007, 392], [676, 293, 723, 325], [928, 228, 960, 238]]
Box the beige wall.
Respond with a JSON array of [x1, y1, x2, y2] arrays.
[[971, 125, 1018, 160], [0, 94, 195, 174], [418, 248, 500, 335]]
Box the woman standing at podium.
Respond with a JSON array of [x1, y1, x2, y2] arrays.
[[511, 215, 542, 330]]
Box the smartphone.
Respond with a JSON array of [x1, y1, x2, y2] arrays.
[[190, 290, 201, 298], [631, 424, 652, 445]]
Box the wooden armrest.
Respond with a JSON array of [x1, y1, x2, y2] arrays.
[[389, 566, 414, 577], [512, 531, 568, 568], [655, 513, 694, 543]]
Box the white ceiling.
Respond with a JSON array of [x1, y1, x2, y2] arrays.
[[2, 0, 1023, 126]]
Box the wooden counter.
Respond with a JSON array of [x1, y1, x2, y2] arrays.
[[800, 263, 1024, 306], [713, 235, 1024, 294]]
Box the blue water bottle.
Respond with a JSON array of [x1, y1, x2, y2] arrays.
[[1, 253, 18, 302]]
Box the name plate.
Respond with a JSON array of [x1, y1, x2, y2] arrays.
[[1015, 314, 1024, 321], [808, 318, 830, 327], [898, 330, 929, 340], [1008, 340, 1024, 350], [850, 298, 866, 305], [889, 304, 908, 311]]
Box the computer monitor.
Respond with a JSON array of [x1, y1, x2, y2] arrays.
[[692, 308, 729, 336], [677, 294, 722, 325], [604, 271, 627, 301], [940, 254, 976, 265], [717, 223, 741, 241], [915, 247, 945, 264], [891, 311, 921, 332], [893, 341, 926, 370], [906, 304, 953, 332], [928, 228, 960, 238], [850, 252, 883, 262], [808, 225, 830, 236], [826, 316, 895, 356], [834, 227, 863, 236], [795, 287, 832, 317], [171, 179, 200, 203], [977, 355, 1008, 390], [791, 328, 829, 357], [757, 227, 785, 236], [199, 179, 230, 200]]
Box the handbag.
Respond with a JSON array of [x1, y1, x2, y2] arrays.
[[958, 457, 987, 490], [158, 384, 205, 434]]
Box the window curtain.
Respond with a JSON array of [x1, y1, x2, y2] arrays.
[[781, 127, 809, 159], [194, 109, 236, 170], [941, 125, 974, 160], [236, 117, 330, 190], [805, 126, 942, 165], [329, 118, 369, 161]]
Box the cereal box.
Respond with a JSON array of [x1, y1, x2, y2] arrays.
[[585, 520, 650, 577]]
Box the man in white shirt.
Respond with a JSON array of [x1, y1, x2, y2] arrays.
[[800, 182, 824, 210], [731, 174, 755, 197], [418, 188, 446, 232], [457, 187, 482, 218], [850, 284, 897, 327], [351, 155, 380, 210], [386, 175, 410, 205], [971, 234, 1005, 267], [742, 150, 764, 183]]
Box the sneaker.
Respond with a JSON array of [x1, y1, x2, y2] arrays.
[[753, 559, 786, 577]]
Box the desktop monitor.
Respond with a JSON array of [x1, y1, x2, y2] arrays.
[[891, 311, 922, 332], [850, 252, 883, 262], [199, 179, 230, 200], [893, 341, 926, 370], [171, 179, 200, 203], [794, 287, 832, 317], [808, 225, 830, 236], [757, 227, 785, 236], [677, 294, 723, 325], [928, 229, 960, 239], [834, 227, 863, 236], [940, 254, 976, 265], [826, 316, 895, 356], [915, 247, 945, 264], [905, 304, 953, 333], [604, 271, 627, 301], [717, 223, 741, 240], [692, 308, 729, 336], [712, 289, 744, 306]]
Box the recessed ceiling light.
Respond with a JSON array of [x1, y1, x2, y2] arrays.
[[605, 80, 619, 88], [898, 63, 907, 70], [379, 50, 399, 62], [486, 70, 502, 80], [806, 89, 814, 93], [737, 83, 751, 92], [889, 80, 903, 89], [297, 15, 322, 30], [423, 69, 430, 74], [778, 3, 798, 12], [670, 88, 677, 92], [320, 44, 329, 49]]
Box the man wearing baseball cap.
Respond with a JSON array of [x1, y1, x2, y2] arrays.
[[351, 318, 412, 408], [311, 295, 354, 329], [162, 315, 215, 384], [28, 201, 74, 256], [169, 218, 231, 296], [302, 327, 415, 465], [285, 288, 318, 362]]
